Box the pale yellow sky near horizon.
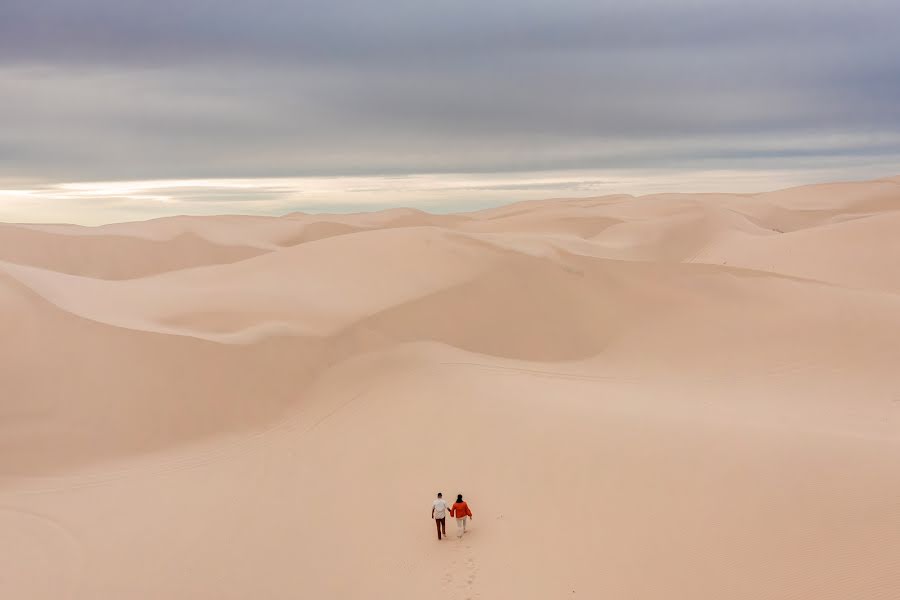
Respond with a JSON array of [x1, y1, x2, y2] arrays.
[[1, 166, 897, 225]]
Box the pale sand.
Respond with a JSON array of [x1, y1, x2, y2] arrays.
[[1, 176, 899, 599]]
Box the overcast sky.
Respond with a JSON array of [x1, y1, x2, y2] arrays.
[[2, 0, 899, 223]]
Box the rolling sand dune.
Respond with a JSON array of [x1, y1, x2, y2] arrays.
[[1, 176, 899, 599], [0, 223, 267, 279]]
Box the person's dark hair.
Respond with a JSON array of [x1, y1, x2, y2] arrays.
[[457, 494, 463, 502], [437, 492, 442, 498]]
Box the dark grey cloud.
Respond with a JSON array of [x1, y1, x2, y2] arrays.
[[1, 0, 899, 186], [2, 0, 897, 64]]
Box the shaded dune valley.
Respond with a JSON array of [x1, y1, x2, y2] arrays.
[[2, 176, 900, 599]]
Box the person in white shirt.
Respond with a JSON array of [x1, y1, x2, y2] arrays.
[[431, 492, 448, 540]]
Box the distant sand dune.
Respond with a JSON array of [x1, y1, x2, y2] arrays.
[[1, 176, 899, 600], [0, 223, 267, 279]]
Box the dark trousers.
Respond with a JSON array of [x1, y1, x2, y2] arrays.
[[435, 517, 446, 539]]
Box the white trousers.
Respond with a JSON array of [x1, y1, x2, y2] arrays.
[[456, 517, 467, 537]]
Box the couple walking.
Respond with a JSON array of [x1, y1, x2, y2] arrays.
[[431, 492, 473, 540]]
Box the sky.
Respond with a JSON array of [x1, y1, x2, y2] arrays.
[[1, 0, 899, 224]]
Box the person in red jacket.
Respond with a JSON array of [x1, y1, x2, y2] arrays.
[[450, 494, 473, 538]]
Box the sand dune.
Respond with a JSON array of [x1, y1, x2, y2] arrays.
[[0, 223, 267, 279], [1, 176, 899, 599], [693, 211, 900, 292]]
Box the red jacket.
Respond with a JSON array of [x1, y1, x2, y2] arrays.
[[451, 501, 472, 518]]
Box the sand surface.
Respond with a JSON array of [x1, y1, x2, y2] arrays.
[[2, 176, 899, 599]]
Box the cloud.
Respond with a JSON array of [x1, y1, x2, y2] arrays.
[[4, 158, 899, 225], [0, 0, 898, 222]]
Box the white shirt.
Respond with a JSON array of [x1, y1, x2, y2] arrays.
[[432, 498, 448, 519]]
